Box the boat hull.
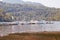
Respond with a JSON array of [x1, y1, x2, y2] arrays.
[[0, 22, 19, 25]]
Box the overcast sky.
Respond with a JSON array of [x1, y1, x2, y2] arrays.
[[23, 0, 60, 8], [0, 0, 2, 1], [2, 0, 60, 8]]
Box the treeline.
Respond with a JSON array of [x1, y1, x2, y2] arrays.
[[0, 9, 15, 22]]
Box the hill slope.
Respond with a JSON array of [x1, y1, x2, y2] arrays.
[[1, 1, 60, 21]]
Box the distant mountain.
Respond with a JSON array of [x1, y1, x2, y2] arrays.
[[1, 1, 60, 21], [3, 0, 23, 3]]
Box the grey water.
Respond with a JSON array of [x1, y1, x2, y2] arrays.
[[0, 21, 60, 36]]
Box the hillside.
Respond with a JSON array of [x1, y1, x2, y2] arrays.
[[1, 1, 60, 21]]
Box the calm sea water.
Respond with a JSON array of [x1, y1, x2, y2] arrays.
[[0, 21, 60, 36]]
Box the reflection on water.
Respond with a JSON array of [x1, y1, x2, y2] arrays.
[[0, 23, 60, 36]]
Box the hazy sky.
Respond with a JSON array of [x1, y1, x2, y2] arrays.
[[23, 0, 60, 8], [2, 0, 60, 8], [0, 0, 2, 1]]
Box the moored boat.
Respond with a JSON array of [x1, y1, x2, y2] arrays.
[[0, 21, 19, 25]]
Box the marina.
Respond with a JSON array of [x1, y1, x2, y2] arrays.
[[0, 20, 54, 25]]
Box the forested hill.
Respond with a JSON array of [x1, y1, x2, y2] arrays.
[[0, 1, 60, 21]]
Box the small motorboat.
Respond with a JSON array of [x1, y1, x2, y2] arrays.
[[0, 21, 19, 25]]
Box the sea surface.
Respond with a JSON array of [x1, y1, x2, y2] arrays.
[[0, 21, 60, 36]]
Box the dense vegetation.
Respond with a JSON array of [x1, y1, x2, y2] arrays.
[[0, 8, 14, 22], [0, 1, 60, 21]]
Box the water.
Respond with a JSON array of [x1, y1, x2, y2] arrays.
[[0, 22, 60, 36]]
